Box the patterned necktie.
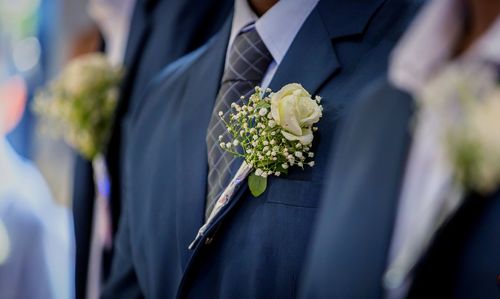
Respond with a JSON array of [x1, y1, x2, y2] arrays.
[[205, 27, 272, 218]]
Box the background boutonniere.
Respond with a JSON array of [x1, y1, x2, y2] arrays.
[[33, 53, 123, 161], [447, 86, 500, 194], [218, 83, 323, 197], [421, 63, 500, 195], [33, 53, 123, 248]]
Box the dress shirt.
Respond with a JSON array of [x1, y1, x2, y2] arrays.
[[228, 0, 319, 89], [88, 0, 136, 65], [0, 138, 74, 299], [386, 0, 500, 297]]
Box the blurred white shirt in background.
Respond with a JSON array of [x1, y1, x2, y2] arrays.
[[0, 137, 74, 299], [88, 0, 136, 65]]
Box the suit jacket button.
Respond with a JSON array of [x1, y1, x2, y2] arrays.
[[205, 237, 213, 245]]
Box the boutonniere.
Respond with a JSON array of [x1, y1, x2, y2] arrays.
[[33, 53, 123, 161], [218, 83, 323, 197], [421, 63, 500, 195], [33, 53, 123, 247], [189, 83, 322, 249]]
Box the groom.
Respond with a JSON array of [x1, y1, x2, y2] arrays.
[[103, 0, 419, 297], [300, 0, 500, 298]]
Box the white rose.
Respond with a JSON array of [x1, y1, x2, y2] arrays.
[[270, 83, 322, 145]]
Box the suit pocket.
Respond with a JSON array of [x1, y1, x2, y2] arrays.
[[264, 177, 321, 208]]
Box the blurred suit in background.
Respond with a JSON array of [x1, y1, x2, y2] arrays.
[[72, 0, 233, 298], [300, 0, 500, 298]]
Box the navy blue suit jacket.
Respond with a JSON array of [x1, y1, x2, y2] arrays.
[[105, 1, 418, 298], [72, 0, 232, 298], [299, 80, 500, 298]]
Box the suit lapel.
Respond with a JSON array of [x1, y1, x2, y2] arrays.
[[106, 0, 152, 160], [268, 8, 340, 95], [122, 1, 151, 72], [176, 17, 232, 267]]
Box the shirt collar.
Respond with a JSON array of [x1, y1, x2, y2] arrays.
[[389, 0, 500, 94], [228, 0, 319, 66]]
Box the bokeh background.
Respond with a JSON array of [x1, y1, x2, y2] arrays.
[[1, 0, 98, 205]]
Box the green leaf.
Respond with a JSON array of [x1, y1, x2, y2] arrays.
[[248, 173, 268, 197]]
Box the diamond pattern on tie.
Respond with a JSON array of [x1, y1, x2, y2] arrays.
[[205, 28, 272, 218]]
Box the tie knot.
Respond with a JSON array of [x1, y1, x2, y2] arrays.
[[223, 28, 273, 83]]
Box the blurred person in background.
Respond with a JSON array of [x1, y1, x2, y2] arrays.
[[300, 0, 500, 298], [72, 0, 233, 298], [0, 76, 72, 299]]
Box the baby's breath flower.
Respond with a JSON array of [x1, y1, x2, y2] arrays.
[[308, 161, 315, 167], [308, 152, 314, 158], [218, 111, 223, 117], [215, 84, 321, 197]]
